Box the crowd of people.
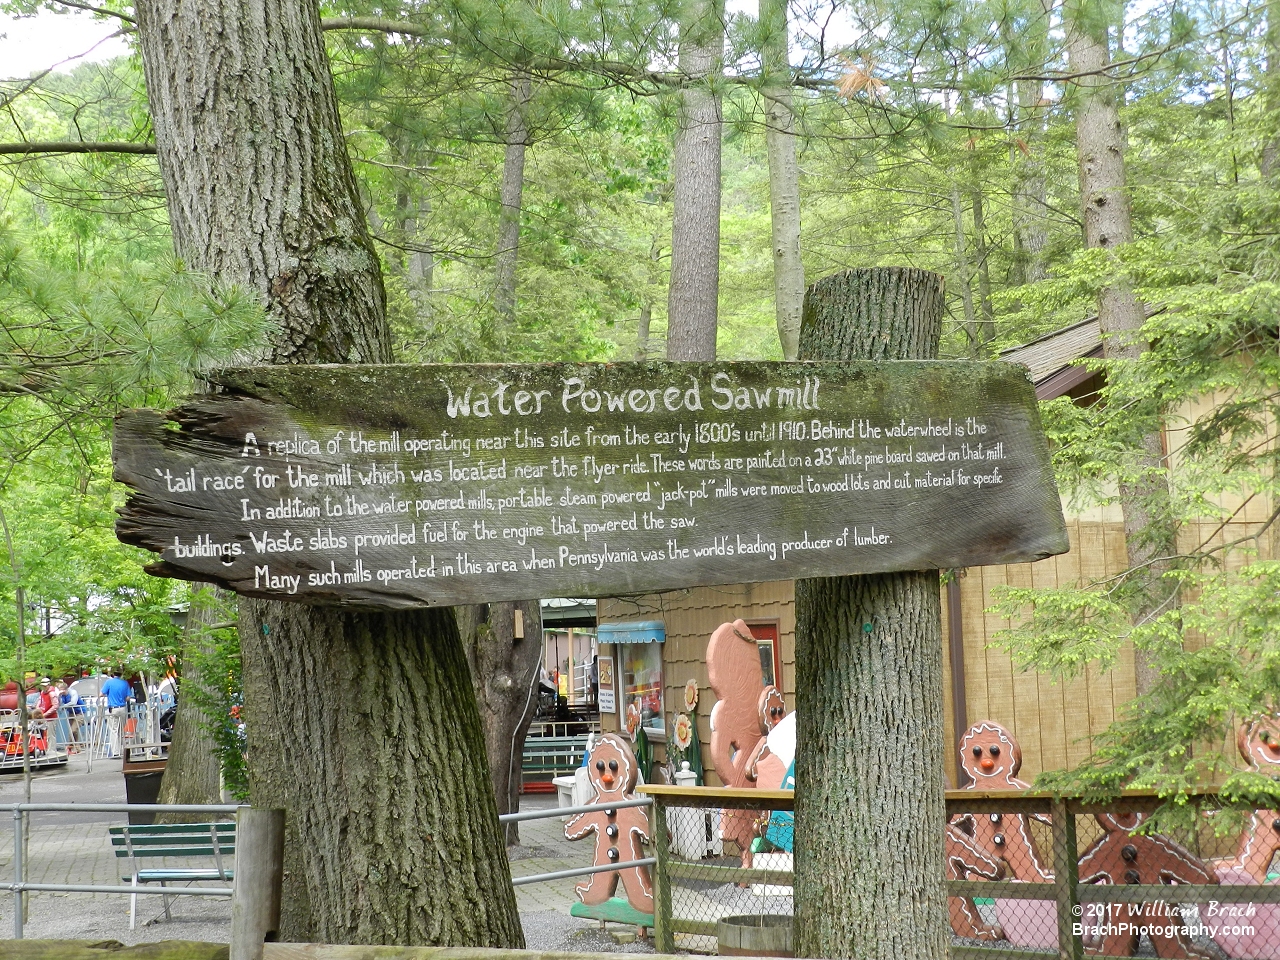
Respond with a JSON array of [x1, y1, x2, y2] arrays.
[[4, 668, 156, 758]]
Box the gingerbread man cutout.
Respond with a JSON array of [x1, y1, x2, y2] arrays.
[[708, 620, 769, 867], [746, 686, 787, 783], [564, 733, 654, 913], [946, 822, 1006, 940], [1222, 713, 1280, 883], [1078, 812, 1217, 958], [954, 721, 1053, 883]]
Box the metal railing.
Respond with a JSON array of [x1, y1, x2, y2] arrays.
[[499, 796, 654, 887], [2, 796, 654, 938], [4, 801, 240, 939]]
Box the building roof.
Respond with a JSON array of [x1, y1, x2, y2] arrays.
[[541, 598, 596, 627], [999, 316, 1103, 400]]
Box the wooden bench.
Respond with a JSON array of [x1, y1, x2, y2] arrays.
[[521, 735, 588, 793], [109, 821, 235, 929]]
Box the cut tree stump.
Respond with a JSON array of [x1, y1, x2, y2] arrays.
[[794, 267, 951, 960]]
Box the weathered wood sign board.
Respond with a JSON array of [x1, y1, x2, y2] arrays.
[[113, 362, 1068, 608]]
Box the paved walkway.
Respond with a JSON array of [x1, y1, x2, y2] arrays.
[[0, 760, 651, 949]]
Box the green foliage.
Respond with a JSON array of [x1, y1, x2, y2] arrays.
[[177, 588, 248, 800], [0, 438, 185, 682], [6, 0, 1280, 811]]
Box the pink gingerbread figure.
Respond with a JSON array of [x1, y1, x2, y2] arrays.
[[708, 620, 771, 867], [1221, 713, 1280, 883], [564, 733, 654, 914], [953, 721, 1053, 882]]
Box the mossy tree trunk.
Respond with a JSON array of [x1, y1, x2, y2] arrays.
[[457, 600, 545, 846], [156, 584, 223, 816], [793, 268, 949, 960], [134, 0, 522, 944]]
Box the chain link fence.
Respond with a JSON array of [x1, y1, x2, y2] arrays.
[[646, 787, 1280, 959]]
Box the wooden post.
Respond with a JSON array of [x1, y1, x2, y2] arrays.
[[231, 807, 285, 960], [650, 797, 674, 953], [793, 268, 949, 960], [1051, 799, 1083, 960]]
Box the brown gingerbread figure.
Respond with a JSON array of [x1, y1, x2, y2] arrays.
[[1077, 811, 1217, 958], [564, 733, 654, 914], [1221, 713, 1280, 883], [954, 720, 1053, 883], [708, 619, 769, 867], [946, 821, 1006, 940]]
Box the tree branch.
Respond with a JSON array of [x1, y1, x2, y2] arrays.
[[318, 16, 833, 92], [50, 0, 136, 24], [0, 141, 156, 155]]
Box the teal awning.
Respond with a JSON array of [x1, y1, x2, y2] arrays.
[[597, 621, 665, 644]]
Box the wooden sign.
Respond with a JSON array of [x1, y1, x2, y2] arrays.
[[113, 362, 1068, 608]]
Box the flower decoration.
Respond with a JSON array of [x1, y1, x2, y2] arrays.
[[684, 679, 699, 712], [673, 713, 694, 751], [625, 701, 641, 739]]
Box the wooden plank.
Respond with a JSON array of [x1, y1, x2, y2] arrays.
[[638, 784, 793, 808], [1030, 553, 1067, 780], [1051, 797, 1083, 960], [112, 362, 1067, 609], [960, 568, 990, 725], [266, 946, 721, 960], [4, 943, 229, 960], [1005, 560, 1042, 778], [650, 801, 674, 953]]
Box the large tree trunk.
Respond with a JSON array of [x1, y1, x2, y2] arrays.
[[949, 181, 978, 353], [134, 0, 523, 945], [1067, 8, 1175, 697], [794, 268, 948, 960], [635, 301, 652, 359], [667, 0, 723, 362], [156, 584, 223, 815], [760, 0, 803, 360], [457, 600, 545, 846], [494, 73, 532, 327]]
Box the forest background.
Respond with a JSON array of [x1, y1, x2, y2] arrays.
[[0, 0, 1278, 811]]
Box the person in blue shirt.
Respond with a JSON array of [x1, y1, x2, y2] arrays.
[[100, 670, 132, 758]]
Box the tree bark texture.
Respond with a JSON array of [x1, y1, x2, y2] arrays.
[[760, 0, 803, 361], [241, 603, 523, 944], [1068, 11, 1176, 697], [667, 0, 723, 362], [134, 0, 523, 945], [456, 600, 545, 846], [494, 74, 532, 326], [156, 584, 223, 816], [794, 267, 948, 960], [135, 0, 389, 367], [635, 301, 652, 359]]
